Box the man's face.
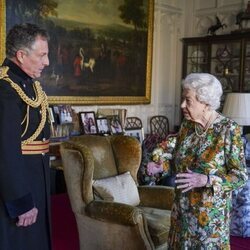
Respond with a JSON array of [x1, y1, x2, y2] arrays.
[[20, 36, 49, 78]]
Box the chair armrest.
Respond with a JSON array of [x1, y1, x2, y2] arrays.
[[138, 186, 175, 210], [85, 200, 143, 226]]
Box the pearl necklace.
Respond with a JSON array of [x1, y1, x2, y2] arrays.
[[195, 111, 218, 138]]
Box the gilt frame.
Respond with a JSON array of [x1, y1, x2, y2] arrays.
[[0, 0, 154, 105]]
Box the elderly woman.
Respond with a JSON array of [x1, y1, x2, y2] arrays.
[[152, 73, 247, 249]]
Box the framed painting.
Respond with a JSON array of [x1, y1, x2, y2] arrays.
[[0, 0, 154, 105]]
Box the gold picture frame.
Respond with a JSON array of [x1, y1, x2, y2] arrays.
[[0, 0, 154, 105]]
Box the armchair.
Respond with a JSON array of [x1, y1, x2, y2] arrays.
[[60, 135, 174, 250]]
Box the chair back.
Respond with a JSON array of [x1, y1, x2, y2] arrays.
[[70, 135, 118, 179], [60, 135, 142, 207], [125, 117, 143, 129], [150, 115, 169, 141]]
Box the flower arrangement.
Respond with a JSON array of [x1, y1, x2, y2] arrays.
[[138, 134, 177, 185]]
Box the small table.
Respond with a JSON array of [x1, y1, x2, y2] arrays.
[[50, 142, 67, 194]]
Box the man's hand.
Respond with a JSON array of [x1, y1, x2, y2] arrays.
[[16, 207, 38, 227]]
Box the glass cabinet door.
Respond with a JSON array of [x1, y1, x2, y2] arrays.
[[182, 34, 250, 112], [211, 41, 241, 93], [186, 44, 209, 75], [244, 41, 250, 92]]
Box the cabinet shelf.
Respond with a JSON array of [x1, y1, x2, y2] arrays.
[[188, 62, 207, 65], [211, 57, 240, 61], [213, 73, 239, 77]]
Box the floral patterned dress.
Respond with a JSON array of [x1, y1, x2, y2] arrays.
[[154, 114, 248, 250]]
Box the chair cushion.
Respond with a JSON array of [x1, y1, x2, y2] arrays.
[[140, 207, 171, 247], [93, 171, 140, 206]]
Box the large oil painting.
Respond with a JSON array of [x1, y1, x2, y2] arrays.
[[0, 0, 154, 104]]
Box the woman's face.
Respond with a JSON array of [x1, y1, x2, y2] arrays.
[[181, 88, 207, 121], [89, 118, 94, 125]]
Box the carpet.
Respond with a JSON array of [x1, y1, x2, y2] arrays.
[[51, 193, 79, 250], [231, 236, 250, 250], [51, 193, 250, 250]]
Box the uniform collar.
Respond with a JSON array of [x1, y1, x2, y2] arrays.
[[3, 58, 34, 85]]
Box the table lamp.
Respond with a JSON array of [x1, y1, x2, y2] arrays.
[[222, 93, 250, 133]]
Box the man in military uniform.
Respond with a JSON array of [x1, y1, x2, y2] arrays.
[[0, 23, 51, 250]]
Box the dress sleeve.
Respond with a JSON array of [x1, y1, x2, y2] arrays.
[[0, 82, 34, 218], [208, 123, 248, 192]]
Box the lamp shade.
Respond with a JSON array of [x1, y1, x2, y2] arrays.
[[222, 93, 250, 126]]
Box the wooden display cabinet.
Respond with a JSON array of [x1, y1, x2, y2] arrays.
[[182, 33, 250, 109]]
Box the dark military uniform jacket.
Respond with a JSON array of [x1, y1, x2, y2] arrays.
[[0, 59, 51, 250]]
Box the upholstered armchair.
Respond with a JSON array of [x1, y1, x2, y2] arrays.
[[60, 135, 174, 250]]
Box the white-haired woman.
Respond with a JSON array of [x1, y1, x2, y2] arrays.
[[151, 73, 247, 249]]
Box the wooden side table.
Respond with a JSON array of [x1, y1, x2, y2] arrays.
[[50, 142, 67, 194]]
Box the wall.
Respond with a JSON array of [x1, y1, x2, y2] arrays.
[[191, 0, 245, 37], [74, 0, 246, 133]]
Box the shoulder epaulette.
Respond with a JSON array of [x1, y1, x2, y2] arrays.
[[0, 66, 9, 79]]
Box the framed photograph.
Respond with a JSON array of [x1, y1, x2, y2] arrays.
[[49, 105, 81, 138], [48, 106, 55, 123], [70, 109, 81, 136], [96, 118, 111, 135], [107, 115, 123, 134], [0, 0, 154, 105], [125, 128, 144, 144], [79, 111, 98, 135], [54, 105, 73, 124], [51, 106, 60, 125]]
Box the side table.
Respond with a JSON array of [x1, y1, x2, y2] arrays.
[[50, 142, 67, 194]]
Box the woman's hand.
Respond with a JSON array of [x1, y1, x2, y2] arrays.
[[146, 162, 163, 176], [175, 169, 208, 193]]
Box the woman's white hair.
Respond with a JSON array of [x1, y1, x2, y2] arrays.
[[182, 73, 223, 110]]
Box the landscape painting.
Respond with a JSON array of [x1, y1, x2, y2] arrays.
[[0, 0, 154, 104]]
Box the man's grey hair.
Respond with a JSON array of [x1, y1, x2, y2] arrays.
[[182, 73, 223, 110], [6, 23, 50, 59]]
